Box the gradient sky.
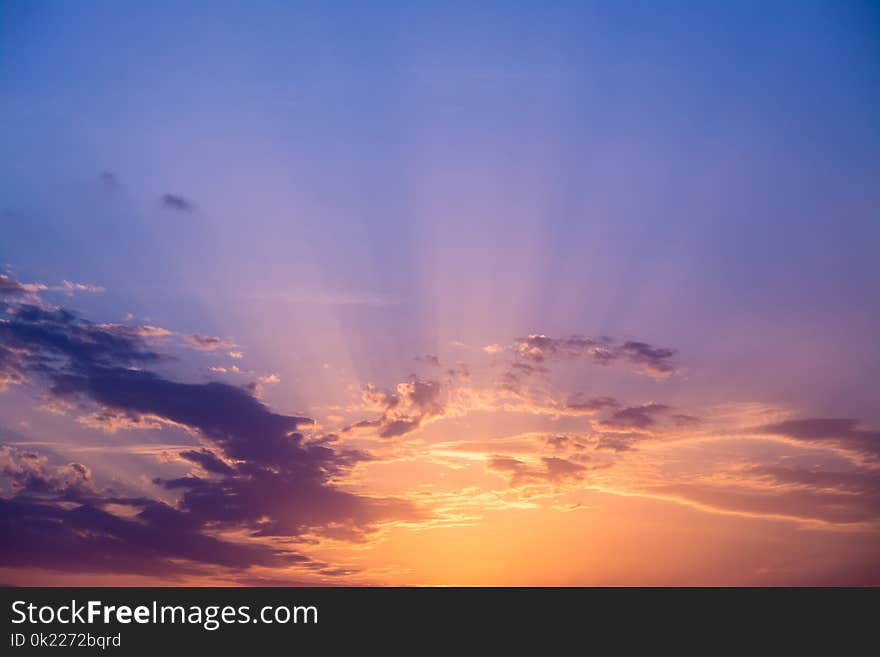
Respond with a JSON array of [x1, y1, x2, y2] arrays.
[[1, 0, 879, 585]]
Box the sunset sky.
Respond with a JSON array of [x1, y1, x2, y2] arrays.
[[1, 0, 879, 586]]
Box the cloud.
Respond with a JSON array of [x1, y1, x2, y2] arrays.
[[545, 435, 582, 451], [2, 447, 288, 577], [44, 367, 422, 540], [617, 341, 677, 376], [416, 354, 440, 367], [349, 378, 446, 438], [600, 402, 699, 431], [95, 323, 172, 339], [745, 465, 880, 495], [0, 286, 424, 576], [491, 333, 678, 377], [752, 418, 880, 461], [488, 455, 587, 487], [1, 274, 105, 298], [178, 448, 235, 476], [592, 431, 644, 452], [0, 274, 47, 298], [99, 171, 119, 187], [564, 395, 620, 414], [446, 363, 471, 381], [0, 496, 302, 577], [185, 334, 236, 351], [0, 274, 30, 296], [650, 474, 880, 526], [0, 445, 97, 500], [0, 304, 162, 371], [59, 280, 105, 294], [160, 193, 196, 212], [76, 409, 164, 433], [0, 293, 164, 397], [0, 344, 27, 391], [602, 403, 670, 429]]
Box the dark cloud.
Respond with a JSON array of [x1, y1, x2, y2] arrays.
[[602, 403, 670, 429], [0, 344, 27, 389], [617, 341, 677, 376], [488, 455, 587, 487], [600, 402, 699, 431], [498, 333, 678, 377], [375, 419, 420, 438], [510, 334, 601, 363], [565, 395, 620, 414], [0, 274, 29, 296], [545, 435, 571, 450], [745, 465, 880, 495], [160, 193, 196, 213], [0, 444, 309, 574], [0, 497, 302, 577], [0, 294, 160, 392], [350, 378, 445, 438], [161, 468, 417, 541], [98, 171, 119, 187], [497, 370, 524, 395], [0, 303, 161, 372], [0, 284, 423, 576], [446, 363, 471, 381], [178, 449, 235, 476], [1, 445, 97, 500], [509, 361, 549, 376], [52, 369, 317, 467], [45, 367, 422, 541], [593, 431, 643, 452], [753, 418, 880, 461]]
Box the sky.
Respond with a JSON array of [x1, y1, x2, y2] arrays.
[[1, 0, 879, 585]]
